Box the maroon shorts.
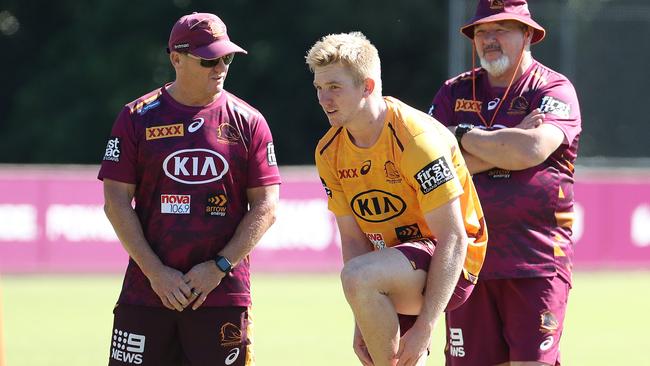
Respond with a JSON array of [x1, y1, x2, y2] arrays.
[[394, 240, 475, 336], [444, 276, 570, 366], [108, 304, 252, 366]]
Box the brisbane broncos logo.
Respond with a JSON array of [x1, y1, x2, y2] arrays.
[[508, 96, 529, 115], [490, 0, 505, 9], [220, 322, 242, 347]]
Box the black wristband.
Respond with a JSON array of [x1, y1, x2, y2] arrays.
[[214, 255, 233, 275], [455, 123, 474, 146]]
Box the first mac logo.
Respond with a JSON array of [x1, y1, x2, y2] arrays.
[[103, 137, 121, 162]]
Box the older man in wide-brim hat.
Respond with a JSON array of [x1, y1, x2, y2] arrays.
[[428, 1, 582, 365]]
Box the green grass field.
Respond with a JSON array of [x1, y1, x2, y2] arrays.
[[2, 271, 650, 365]]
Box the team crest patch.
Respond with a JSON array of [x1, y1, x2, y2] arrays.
[[220, 322, 242, 347], [508, 96, 529, 115], [384, 161, 401, 183], [414, 157, 455, 194], [207, 20, 226, 39], [216, 123, 241, 144], [539, 310, 559, 334], [454, 99, 482, 113], [490, 0, 505, 9], [146, 123, 184, 140], [540, 96, 571, 119]]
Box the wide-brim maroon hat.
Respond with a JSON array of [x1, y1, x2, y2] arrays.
[[461, 0, 546, 44], [168, 12, 247, 59]]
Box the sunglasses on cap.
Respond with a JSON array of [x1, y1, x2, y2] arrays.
[[186, 53, 235, 67]]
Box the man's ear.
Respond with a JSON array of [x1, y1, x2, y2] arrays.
[[170, 52, 182, 67], [363, 78, 375, 97], [524, 26, 533, 43]]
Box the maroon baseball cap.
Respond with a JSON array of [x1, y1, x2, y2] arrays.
[[167, 12, 247, 59], [461, 0, 546, 44]]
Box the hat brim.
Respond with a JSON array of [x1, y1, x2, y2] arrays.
[[460, 14, 545, 44], [191, 40, 248, 59]]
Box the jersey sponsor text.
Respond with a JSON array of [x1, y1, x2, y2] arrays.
[[540, 96, 570, 118], [111, 328, 145, 365], [146, 123, 184, 140], [103, 137, 121, 162], [448, 327, 466, 357], [160, 194, 191, 214], [454, 99, 482, 113], [415, 157, 454, 194], [350, 190, 406, 223], [163, 148, 229, 184]]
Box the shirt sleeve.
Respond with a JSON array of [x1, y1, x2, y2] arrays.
[[246, 114, 282, 187], [97, 106, 138, 184], [401, 132, 464, 213], [429, 84, 456, 127], [314, 148, 352, 217], [533, 78, 582, 146]]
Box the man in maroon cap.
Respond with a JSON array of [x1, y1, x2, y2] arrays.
[[99, 12, 281, 366], [428, 1, 581, 365]]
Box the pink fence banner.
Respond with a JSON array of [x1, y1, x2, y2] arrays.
[[0, 165, 649, 273]]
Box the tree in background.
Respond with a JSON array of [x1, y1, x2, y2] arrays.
[[0, 0, 447, 165]]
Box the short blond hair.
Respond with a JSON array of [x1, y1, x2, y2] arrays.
[[305, 32, 382, 94]]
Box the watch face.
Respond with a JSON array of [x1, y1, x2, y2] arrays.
[[216, 257, 231, 272]]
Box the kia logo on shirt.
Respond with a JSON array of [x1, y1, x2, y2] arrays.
[[163, 148, 229, 184], [350, 189, 406, 223]]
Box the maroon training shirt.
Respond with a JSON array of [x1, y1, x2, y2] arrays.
[[98, 85, 281, 307], [430, 60, 581, 285]]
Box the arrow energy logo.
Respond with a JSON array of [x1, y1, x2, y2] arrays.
[[206, 193, 228, 217]]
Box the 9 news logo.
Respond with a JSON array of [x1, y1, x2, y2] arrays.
[[110, 328, 145, 365]]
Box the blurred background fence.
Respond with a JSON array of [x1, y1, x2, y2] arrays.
[[1, 0, 649, 166], [1, 164, 649, 273]]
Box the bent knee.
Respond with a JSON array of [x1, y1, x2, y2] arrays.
[[340, 259, 368, 295]]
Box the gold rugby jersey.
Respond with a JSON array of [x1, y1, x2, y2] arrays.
[[315, 97, 487, 280]]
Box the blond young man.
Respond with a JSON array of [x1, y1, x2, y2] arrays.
[[306, 32, 487, 366]]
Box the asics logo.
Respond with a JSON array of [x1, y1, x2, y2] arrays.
[[188, 118, 205, 133]]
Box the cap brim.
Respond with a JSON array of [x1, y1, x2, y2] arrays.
[[191, 41, 248, 59], [460, 14, 546, 44]]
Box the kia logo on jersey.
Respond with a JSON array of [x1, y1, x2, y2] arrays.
[[350, 189, 406, 223], [163, 148, 229, 184]]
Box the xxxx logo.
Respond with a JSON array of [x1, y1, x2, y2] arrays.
[[339, 168, 358, 179], [146, 123, 184, 140], [454, 99, 482, 113]]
